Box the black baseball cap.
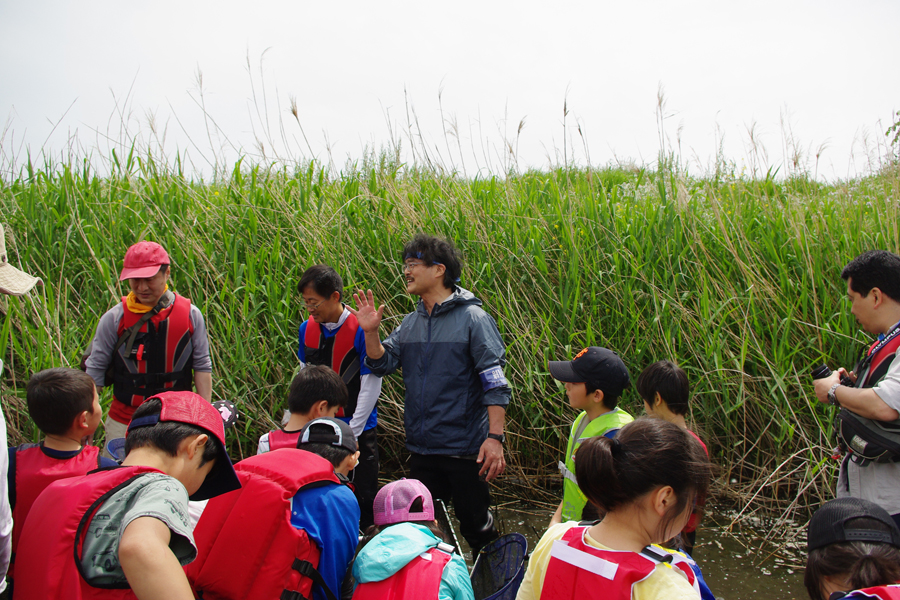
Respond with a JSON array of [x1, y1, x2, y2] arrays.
[[807, 497, 900, 551], [549, 346, 631, 396], [299, 417, 358, 453]]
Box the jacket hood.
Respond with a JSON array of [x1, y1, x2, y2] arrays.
[[352, 522, 445, 583], [418, 286, 482, 315]]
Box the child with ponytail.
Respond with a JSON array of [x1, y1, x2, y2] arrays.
[[516, 417, 711, 600]]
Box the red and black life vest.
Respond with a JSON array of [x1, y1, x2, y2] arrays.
[[10, 443, 102, 561], [186, 448, 344, 600], [112, 294, 194, 413], [13, 465, 164, 600], [842, 585, 900, 599], [858, 327, 900, 389], [268, 429, 303, 450], [837, 323, 900, 465], [303, 314, 361, 418], [352, 544, 454, 600], [541, 526, 698, 600]]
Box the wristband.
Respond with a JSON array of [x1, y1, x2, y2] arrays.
[[487, 433, 506, 444]]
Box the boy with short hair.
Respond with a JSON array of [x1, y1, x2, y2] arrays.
[[187, 417, 360, 600], [7, 367, 118, 588], [548, 347, 633, 525], [13, 390, 240, 600], [257, 365, 349, 454], [638, 359, 708, 553]]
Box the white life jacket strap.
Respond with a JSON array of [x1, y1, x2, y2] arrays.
[[549, 540, 619, 580]]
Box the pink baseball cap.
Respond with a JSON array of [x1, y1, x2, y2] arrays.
[[373, 478, 434, 526], [126, 391, 241, 501], [119, 241, 170, 280]]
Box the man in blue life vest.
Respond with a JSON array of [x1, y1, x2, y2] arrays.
[[85, 241, 213, 457], [814, 250, 900, 528], [352, 234, 511, 554], [297, 264, 382, 529]]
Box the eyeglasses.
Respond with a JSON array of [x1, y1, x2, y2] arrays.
[[303, 299, 325, 311], [402, 261, 427, 273]]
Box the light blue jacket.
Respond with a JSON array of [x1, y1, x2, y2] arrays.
[[352, 522, 475, 600]]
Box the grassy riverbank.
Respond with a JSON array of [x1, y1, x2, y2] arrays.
[[2, 153, 898, 519]]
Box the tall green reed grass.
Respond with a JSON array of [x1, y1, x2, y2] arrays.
[[1, 151, 898, 516]]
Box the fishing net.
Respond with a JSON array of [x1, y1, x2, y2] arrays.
[[470, 533, 528, 600]]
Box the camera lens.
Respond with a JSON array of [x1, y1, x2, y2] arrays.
[[811, 364, 832, 380]]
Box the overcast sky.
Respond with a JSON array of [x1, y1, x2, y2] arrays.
[[1, 0, 898, 180]]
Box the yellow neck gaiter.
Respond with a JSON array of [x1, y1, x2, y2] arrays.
[[125, 285, 169, 314]]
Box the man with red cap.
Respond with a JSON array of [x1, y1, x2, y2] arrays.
[[84, 241, 212, 456]]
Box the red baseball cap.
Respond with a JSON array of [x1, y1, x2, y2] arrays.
[[126, 391, 241, 501], [119, 241, 170, 280]]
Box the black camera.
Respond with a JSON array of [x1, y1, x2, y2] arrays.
[[811, 364, 853, 386]]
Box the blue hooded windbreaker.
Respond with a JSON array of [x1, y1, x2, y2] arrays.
[[365, 287, 511, 456]]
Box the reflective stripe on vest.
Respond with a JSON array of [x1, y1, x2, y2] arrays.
[[541, 526, 697, 600], [303, 314, 361, 418], [351, 544, 454, 600], [13, 465, 164, 600], [11, 444, 101, 559], [113, 294, 194, 409], [561, 409, 634, 522], [186, 448, 343, 600]]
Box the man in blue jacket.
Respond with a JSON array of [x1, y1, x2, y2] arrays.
[[352, 234, 510, 553]]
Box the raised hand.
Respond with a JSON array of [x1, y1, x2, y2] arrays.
[[349, 289, 385, 334]]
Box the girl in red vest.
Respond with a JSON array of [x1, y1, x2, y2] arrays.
[[516, 417, 711, 600], [805, 497, 900, 600], [351, 479, 475, 600]]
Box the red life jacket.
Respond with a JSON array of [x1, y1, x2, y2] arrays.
[[352, 543, 454, 600], [303, 314, 361, 418], [186, 448, 344, 600], [843, 585, 900, 599], [268, 428, 303, 450], [859, 329, 900, 388], [13, 465, 165, 600], [111, 294, 194, 419], [541, 526, 698, 600], [10, 443, 102, 559]]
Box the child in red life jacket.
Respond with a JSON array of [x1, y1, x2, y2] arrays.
[[188, 417, 360, 600], [351, 478, 474, 600], [516, 418, 711, 600], [6, 368, 118, 590], [636, 360, 708, 556], [805, 497, 900, 600], [13, 391, 240, 600], [257, 365, 349, 454]]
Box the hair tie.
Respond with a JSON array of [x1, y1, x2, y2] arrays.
[[611, 437, 623, 456]]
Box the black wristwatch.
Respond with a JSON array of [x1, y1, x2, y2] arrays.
[[487, 433, 506, 444]]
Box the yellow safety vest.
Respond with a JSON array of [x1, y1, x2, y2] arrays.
[[559, 408, 634, 522]]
